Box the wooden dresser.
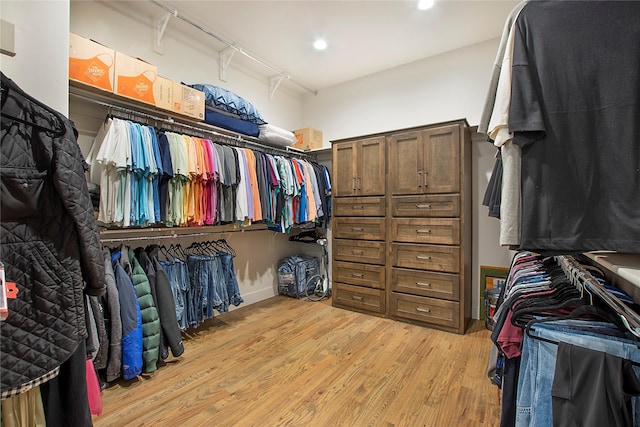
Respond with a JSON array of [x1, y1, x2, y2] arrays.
[[331, 120, 471, 334]]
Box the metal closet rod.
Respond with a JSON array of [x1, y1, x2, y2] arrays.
[[70, 91, 312, 160], [149, 0, 318, 96]]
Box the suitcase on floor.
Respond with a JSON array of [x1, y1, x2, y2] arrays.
[[277, 256, 320, 299]]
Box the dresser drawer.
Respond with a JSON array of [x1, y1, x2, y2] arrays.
[[334, 261, 385, 289], [333, 283, 385, 314], [334, 197, 385, 217], [391, 218, 460, 245], [391, 268, 459, 301], [391, 194, 460, 218], [334, 239, 385, 264], [390, 293, 460, 329], [392, 243, 459, 273], [333, 217, 386, 241]]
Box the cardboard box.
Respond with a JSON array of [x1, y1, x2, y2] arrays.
[[69, 33, 115, 92], [114, 51, 158, 105], [153, 76, 173, 112], [292, 127, 323, 150], [172, 82, 204, 121]]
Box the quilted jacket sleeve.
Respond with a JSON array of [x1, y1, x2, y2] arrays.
[[52, 119, 106, 297]]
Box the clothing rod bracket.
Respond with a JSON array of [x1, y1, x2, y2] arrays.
[[154, 9, 176, 55], [219, 47, 236, 82]]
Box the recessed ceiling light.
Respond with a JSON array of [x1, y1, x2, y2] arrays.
[[314, 39, 327, 50], [418, 0, 434, 10]]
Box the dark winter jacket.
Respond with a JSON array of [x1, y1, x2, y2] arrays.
[[121, 247, 161, 373], [0, 73, 106, 393], [112, 252, 143, 380], [102, 248, 123, 382], [138, 247, 184, 359]]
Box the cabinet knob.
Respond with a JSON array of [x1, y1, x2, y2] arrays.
[[416, 307, 431, 314]]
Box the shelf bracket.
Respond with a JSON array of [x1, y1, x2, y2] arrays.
[[269, 74, 288, 100], [154, 10, 176, 55], [219, 47, 236, 82]]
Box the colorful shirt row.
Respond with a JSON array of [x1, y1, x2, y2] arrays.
[[87, 118, 331, 231]]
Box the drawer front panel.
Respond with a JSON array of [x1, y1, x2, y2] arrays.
[[391, 218, 460, 245], [392, 243, 459, 273], [391, 293, 460, 329], [333, 217, 386, 241], [334, 261, 385, 289], [391, 194, 460, 218], [334, 197, 385, 217], [334, 283, 385, 314], [334, 239, 385, 264], [391, 268, 459, 301]]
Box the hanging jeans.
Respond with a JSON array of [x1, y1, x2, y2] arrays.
[[516, 319, 640, 427], [219, 252, 243, 309], [158, 258, 188, 330], [187, 254, 223, 325]]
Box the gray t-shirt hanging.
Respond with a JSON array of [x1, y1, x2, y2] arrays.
[[509, 0, 640, 253]]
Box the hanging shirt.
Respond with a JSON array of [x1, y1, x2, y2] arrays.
[[233, 147, 250, 222], [156, 132, 174, 223]]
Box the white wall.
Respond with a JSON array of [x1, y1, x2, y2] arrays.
[[302, 39, 501, 145], [0, 1, 70, 115], [303, 40, 514, 318]]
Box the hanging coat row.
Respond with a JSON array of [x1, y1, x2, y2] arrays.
[[90, 239, 242, 384], [87, 117, 332, 233]]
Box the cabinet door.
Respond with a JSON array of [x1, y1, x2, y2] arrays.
[[422, 124, 460, 194], [389, 131, 421, 195], [357, 137, 386, 196], [333, 142, 357, 197]]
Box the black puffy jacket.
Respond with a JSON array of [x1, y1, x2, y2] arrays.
[[0, 73, 106, 393]]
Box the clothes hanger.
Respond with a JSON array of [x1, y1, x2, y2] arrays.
[[523, 304, 639, 349], [216, 239, 236, 257], [1, 76, 67, 137]]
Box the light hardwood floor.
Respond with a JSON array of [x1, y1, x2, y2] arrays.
[[92, 296, 500, 427]]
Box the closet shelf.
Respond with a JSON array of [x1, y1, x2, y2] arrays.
[[68, 82, 315, 160], [99, 223, 269, 243], [584, 252, 640, 301]]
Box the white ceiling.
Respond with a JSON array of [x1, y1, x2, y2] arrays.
[[101, 0, 520, 95]]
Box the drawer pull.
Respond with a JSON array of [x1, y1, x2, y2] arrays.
[[352, 295, 364, 301], [352, 177, 356, 191], [351, 273, 364, 277], [416, 307, 431, 314], [351, 227, 365, 232], [417, 171, 422, 188], [416, 255, 432, 261], [352, 250, 365, 255], [416, 281, 432, 287], [416, 229, 432, 234], [353, 205, 364, 209], [415, 204, 432, 209]]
